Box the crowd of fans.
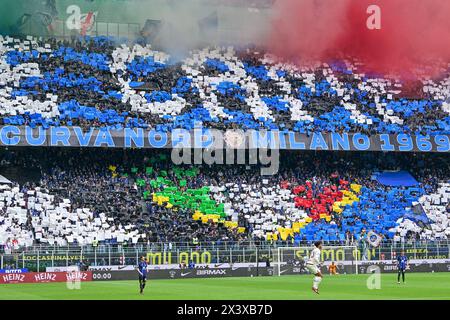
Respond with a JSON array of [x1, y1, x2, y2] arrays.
[[0, 34, 449, 249], [0, 35, 449, 135], [0, 148, 448, 249]]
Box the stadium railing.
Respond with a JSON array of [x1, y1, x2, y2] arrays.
[[12, 17, 142, 41], [1, 240, 449, 272]]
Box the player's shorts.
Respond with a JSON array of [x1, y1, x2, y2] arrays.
[[139, 274, 147, 281], [306, 264, 320, 275]]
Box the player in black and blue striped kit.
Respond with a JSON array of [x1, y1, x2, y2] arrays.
[[137, 256, 148, 294], [397, 251, 408, 284]]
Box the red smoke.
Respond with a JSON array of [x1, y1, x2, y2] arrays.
[[268, 0, 450, 79]]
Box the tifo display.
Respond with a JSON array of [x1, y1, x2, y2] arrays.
[[0, 36, 448, 136], [0, 150, 448, 248], [0, 0, 449, 302]]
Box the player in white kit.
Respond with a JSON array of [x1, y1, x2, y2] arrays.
[[306, 241, 323, 294]]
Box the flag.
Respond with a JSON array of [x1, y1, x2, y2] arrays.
[[367, 231, 382, 247]]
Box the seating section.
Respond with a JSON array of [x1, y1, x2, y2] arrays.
[[0, 184, 142, 247], [0, 150, 448, 247], [0, 35, 449, 134], [396, 183, 450, 240], [0, 34, 448, 248]]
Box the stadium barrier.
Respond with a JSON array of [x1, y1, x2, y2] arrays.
[[358, 260, 450, 274], [0, 271, 92, 284], [88, 259, 450, 281], [91, 267, 274, 281], [278, 259, 450, 276], [2, 241, 449, 272], [0, 268, 28, 273]]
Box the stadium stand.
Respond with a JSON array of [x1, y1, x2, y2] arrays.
[[0, 35, 449, 135], [0, 33, 449, 249], [0, 149, 448, 248]]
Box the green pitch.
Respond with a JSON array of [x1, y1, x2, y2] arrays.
[[1, 273, 449, 300]]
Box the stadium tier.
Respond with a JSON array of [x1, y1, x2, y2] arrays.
[[0, 35, 449, 135], [0, 150, 448, 248], [1, 0, 450, 305]]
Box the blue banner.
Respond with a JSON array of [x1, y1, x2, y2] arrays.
[[0, 126, 448, 152], [0, 268, 29, 273]]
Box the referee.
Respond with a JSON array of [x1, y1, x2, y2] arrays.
[[137, 256, 148, 294], [397, 251, 408, 284]]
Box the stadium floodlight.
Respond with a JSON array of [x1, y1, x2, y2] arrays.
[[275, 245, 359, 276]]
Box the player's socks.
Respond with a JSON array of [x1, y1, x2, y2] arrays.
[[317, 276, 322, 288], [313, 276, 322, 290]]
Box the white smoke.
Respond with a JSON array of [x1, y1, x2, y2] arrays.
[[123, 0, 272, 59]]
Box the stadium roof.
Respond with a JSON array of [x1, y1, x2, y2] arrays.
[[0, 175, 12, 184]]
